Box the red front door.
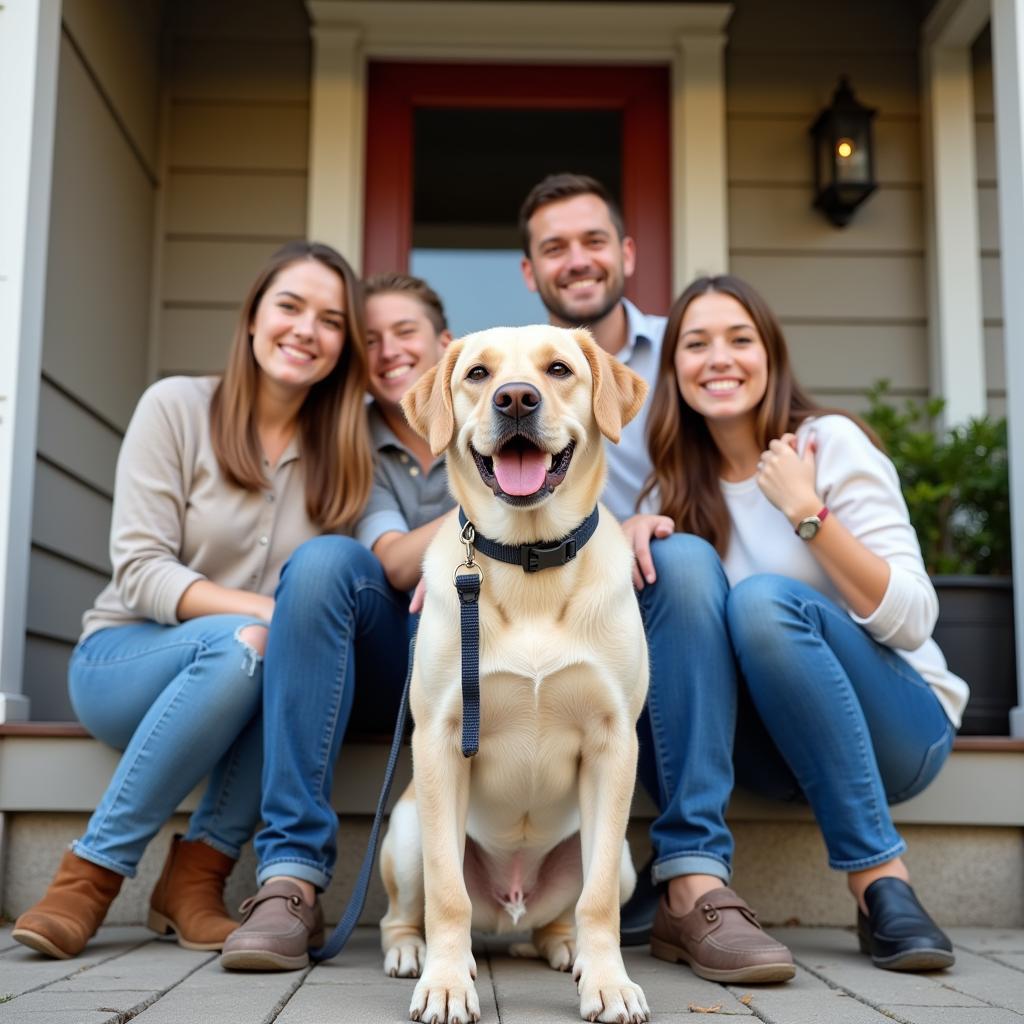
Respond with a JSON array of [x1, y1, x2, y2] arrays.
[[364, 62, 671, 329]]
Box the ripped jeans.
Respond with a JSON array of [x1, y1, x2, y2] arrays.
[[68, 614, 267, 877]]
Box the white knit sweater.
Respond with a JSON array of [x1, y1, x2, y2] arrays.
[[720, 414, 969, 726]]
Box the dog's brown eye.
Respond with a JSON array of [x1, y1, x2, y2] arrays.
[[466, 365, 489, 382], [547, 361, 572, 378]]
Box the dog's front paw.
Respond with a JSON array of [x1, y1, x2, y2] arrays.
[[409, 963, 480, 1024], [573, 955, 649, 1024], [385, 934, 427, 978]]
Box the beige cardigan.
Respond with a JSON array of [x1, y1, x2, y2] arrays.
[[82, 376, 321, 639]]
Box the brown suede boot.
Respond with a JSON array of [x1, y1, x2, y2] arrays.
[[148, 834, 238, 950], [12, 849, 124, 959]]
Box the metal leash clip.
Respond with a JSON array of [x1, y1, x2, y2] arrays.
[[453, 519, 484, 586]]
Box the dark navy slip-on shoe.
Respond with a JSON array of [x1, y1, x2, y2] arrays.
[[857, 877, 954, 971]]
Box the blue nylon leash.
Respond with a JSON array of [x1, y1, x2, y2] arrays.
[[309, 633, 415, 963], [455, 572, 481, 758]]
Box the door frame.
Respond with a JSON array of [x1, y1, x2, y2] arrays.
[[303, 1, 733, 291], [364, 62, 671, 312]]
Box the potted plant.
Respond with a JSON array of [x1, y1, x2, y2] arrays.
[[863, 382, 1014, 735]]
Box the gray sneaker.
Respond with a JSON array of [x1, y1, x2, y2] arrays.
[[220, 879, 324, 971]]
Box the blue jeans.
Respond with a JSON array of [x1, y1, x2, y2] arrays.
[[637, 534, 955, 882], [253, 536, 412, 889], [69, 614, 267, 876]]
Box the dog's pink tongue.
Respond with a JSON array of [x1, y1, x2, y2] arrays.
[[493, 447, 548, 496]]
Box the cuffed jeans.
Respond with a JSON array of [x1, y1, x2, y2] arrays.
[[253, 536, 411, 890], [636, 534, 955, 884], [69, 614, 267, 877]]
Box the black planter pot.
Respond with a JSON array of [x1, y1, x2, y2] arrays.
[[932, 576, 1016, 736]]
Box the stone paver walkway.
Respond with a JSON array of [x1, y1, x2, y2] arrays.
[[1, 924, 1022, 1023]]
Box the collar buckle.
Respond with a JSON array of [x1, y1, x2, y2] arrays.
[[522, 536, 578, 573]]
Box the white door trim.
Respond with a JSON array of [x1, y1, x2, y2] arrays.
[[303, 1, 733, 286]]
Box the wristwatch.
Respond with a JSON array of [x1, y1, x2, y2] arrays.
[[795, 506, 829, 541]]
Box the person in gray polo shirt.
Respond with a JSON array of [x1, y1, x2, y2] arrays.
[[222, 273, 455, 970], [356, 273, 455, 586]]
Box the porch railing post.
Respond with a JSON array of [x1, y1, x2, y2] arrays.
[[0, 0, 62, 722], [992, 0, 1024, 736]]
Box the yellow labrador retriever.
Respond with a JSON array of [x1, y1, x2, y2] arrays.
[[380, 325, 650, 1024]]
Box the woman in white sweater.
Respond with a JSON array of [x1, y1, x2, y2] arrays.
[[623, 274, 968, 983]]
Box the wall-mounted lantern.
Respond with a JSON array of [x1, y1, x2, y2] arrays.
[[810, 76, 877, 226]]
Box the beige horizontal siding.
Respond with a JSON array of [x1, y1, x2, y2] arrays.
[[158, 19, 311, 379], [728, 117, 922, 187], [22, 636, 78, 721], [169, 102, 309, 173], [729, 186, 923, 253], [61, 0, 163, 173], [726, 52, 919, 118], [42, 35, 155, 431], [32, 463, 112, 577], [166, 172, 306, 237], [724, 0, 927, 420], [727, 0, 918, 54], [163, 239, 283, 306], [27, 549, 105, 645], [159, 309, 236, 377], [784, 324, 927, 394], [36, 379, 121, 497], [730, 254, 925, 322], [169, 37, 310, 103]]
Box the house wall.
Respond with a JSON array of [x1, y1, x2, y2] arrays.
[[723, 0, 928, 414], [158, 0, 310, 378], [974, 28, 1005, 419], [25, 1, 163, 718]]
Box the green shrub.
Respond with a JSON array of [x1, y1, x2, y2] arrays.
[[863, 381, 1011, 576]]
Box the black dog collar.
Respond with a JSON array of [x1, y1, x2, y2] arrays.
[[457, 506, 600, 573]]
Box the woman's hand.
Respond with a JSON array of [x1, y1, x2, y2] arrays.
[[756, 432, 821, 526], [622, 514, 675, 589]]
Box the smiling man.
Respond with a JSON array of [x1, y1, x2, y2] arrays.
[[519, 173, 667, 521]]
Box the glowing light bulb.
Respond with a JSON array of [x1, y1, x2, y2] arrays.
[[837, 138, 855, 159]]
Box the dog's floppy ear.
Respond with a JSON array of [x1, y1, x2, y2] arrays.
[[401, 339, 463, 455], [574, 328, 648, 443]]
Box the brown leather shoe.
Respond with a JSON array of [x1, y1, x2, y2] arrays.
[[219, 879, 324, 971], [148, 834, 238, 951], [650, 887, 795, 983], [12, 849, 124, 959]]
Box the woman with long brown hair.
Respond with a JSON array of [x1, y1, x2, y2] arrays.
[[14, 241, 372, 960], [624, 275, 967, 981]]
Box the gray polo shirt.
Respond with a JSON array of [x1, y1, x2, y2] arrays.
[[603, 298, 666, 521], [355, 402, 453, 550]]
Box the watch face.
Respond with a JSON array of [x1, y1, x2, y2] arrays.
[[797, 518, 820, 540]]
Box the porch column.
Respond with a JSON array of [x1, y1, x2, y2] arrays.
[[991, 0, 1024, 736], [672, 30, 730, 289], [920, 0, 990, 425], [0, 0, 62, 722], [307, 24, 367, 271]]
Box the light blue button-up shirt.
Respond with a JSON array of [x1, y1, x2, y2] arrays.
[[601, 298, 667, 521]]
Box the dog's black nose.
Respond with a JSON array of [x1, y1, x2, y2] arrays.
[[492, 381, 541, 419]]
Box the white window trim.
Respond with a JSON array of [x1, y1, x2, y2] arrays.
[[303, 1, 733, 287]]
